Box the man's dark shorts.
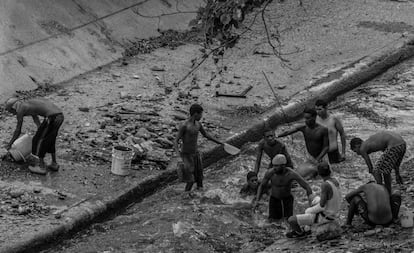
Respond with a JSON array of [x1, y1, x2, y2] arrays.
[[269, 195, 294, 220], [32, 113, 64, 158]]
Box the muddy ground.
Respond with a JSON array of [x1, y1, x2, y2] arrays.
[[0, 0, 414, 252], [41, 57, 414, 253]]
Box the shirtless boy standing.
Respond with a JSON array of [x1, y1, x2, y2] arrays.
[[254, 129, 294, 175], [350, 131, 406, 193], [5, 97, 64, 175], [174, 104, 223, 192], [315, 99, 346, 163]]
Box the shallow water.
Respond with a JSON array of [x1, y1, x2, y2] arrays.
[[43, 59, 414, 253]]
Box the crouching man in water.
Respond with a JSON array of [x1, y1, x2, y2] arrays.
[[345, 181, 401, 228], [5, 97, 64, 175], [286, 162, 341, 238], [350, 131, 406, 193], [253, 154, 313, 223]]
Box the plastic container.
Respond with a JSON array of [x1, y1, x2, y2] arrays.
[[9, 134, 33, 162], [400, 210, 414, 228], [111, 146, 134, 176]]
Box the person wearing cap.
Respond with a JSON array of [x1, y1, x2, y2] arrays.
[[5, 97, 64, 175], [286, 162, 342, 238], [254, 129, 294, 175], [253, 154, 313, 222]]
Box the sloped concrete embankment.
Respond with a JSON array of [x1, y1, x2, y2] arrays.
[[2, 33, 414, 253], [0, 0, 203, 101]]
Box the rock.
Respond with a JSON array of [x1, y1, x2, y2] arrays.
[[278, 85, 287, 89], [172, 112, 187, 121], [406, 185, 414, 193], [155, 137, 174, 149], [165, 86, 173, 94], [78, 107, 90, 112], [150, 66, 165, 71], [120, 91, 130, 99], [146, 148, 169, 163], [9, 189, 25, 198], [136, 127, 152, 139], [140, 141, 156, 153], [33, 188, 41, 194], [364, 229, 376, 236], [132, 75, 140, 79]]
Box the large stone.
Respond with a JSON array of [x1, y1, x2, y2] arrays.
[[146, 148, 169, 163], [155, 137, 174, 149], [136, 127, 152, 139]]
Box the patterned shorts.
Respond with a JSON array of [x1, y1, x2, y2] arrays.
[[374, 143, 406, 174]]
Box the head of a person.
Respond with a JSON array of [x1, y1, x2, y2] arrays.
[[317, 161, 331, 178], [315, 99, 328, 117], [246, 171, 259, 189], [303, 107, 317, 127], [272, 154, 287, 174], [189, 103, 203, 120], [5, 97, 20, 115], [350, 137, 363, 155], [263, 129, 276, 146]]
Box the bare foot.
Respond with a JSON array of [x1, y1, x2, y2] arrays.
[[28, 165, 47, 175], [47, 163, 60, 171]]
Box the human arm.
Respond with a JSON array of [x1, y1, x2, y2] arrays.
[[254, 142, 264, 174], [32, 115, 41, 128], [281, 144, 294, 169], [345, 186, 364, 203], [315, 128, 329, 162], [292, 170, 313, 204], [335, 117, 346, 159], [7, 114, 24, 150], [199, 124, 223, 145], [360, 149, 374, 174], [173, 124, 185, 156], [253, 170, 272, 207]]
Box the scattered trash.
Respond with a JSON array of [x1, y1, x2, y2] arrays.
[[150, 66, 165, 72], [78, 107, 90, 112]]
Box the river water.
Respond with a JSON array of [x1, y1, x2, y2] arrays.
[[43, 58, 414, 253]]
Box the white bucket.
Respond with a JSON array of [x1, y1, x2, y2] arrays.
[[9, 134, 33, 162], [111, 146, 134, 176], [400, 210, 414, 228]]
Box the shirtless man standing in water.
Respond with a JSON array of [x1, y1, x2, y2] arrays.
[[278, 107, 329, 178], [174, 104, 223, 193], [253, 154, 313, 222], [350, 131, 406, 193], [315, 99, 346, 163]]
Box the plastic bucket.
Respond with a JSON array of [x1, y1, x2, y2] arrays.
[[400, 210, 414, 228], [111, 146, 134, 176], [9, 134, 33, 162]]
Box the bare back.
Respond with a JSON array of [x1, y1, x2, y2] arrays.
[[20, 98, 61, 117], [362, 131, 405, 154], [361, 183, 392, 224]]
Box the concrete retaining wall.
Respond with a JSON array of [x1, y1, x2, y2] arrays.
[[0, 0, 203, 101]]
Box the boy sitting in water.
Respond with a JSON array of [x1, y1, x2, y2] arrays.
[[240, 171, 269, 198]]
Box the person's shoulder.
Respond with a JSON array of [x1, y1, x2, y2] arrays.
[[240, 184, 249, 194]]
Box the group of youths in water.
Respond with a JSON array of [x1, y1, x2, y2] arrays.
[[174, 100, 405, 238], [3, 96, 405, 238]]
